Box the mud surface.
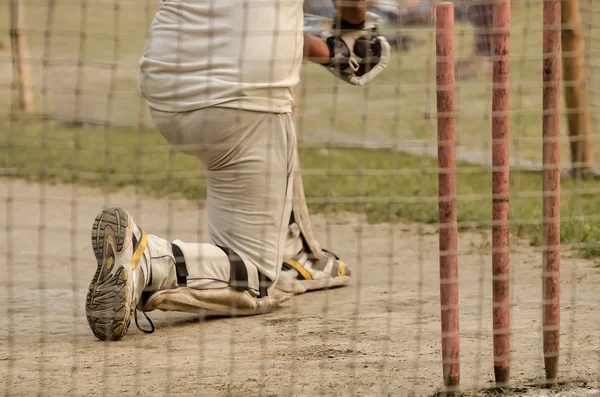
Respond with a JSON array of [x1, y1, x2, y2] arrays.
[[1, 179, 599, 396]]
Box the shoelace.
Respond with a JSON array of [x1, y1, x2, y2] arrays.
[[134, 309, 155, 334]]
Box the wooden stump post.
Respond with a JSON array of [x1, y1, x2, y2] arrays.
[[10, 0, 34, 113], [562, 0, 593, 177]]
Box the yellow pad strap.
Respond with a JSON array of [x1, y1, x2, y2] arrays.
[[132, 232, 148, 270], [284, 259, 313, 281]]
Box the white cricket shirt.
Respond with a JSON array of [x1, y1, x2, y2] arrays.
[[138, 0, 304, 113]]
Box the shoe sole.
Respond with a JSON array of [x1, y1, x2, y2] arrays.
[[86, 207, 134, 341]]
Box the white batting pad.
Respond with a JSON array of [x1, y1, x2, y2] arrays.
[[146, 238, 262, 295], [141, 287, 291, 317]]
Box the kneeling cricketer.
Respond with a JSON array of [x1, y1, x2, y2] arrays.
[[85, 0, 390, 341]]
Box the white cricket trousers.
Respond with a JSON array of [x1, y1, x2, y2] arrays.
[[149, 107, 303, 284]]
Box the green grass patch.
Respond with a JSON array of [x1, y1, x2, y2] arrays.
[[3, 119, 600, 261], [1, 0, 597, 164]]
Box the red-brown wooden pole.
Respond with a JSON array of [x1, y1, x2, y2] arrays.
[[436, 2, 460, 391], [542, 0, 561, 386], [491, 0, 511, 386]]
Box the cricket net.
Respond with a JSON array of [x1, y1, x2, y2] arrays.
[[1, 0, 600, 396]]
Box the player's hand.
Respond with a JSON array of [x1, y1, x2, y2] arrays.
[[320, 14, 391, 86]]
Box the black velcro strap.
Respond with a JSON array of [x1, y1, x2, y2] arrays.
[[171, 243, 188, 287], [258, 273, 271, 299], [140, 290, 153, 306], [217, 246, 249, 291]]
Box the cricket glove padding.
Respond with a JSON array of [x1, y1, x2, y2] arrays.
[[308, 12, 391, 86]]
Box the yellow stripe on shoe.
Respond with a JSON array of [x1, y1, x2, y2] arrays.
[[337, 261, 347, 277], [284, 259, 313, 281], [132, 232, 148, 270]]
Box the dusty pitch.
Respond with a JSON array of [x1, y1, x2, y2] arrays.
[[1, 179, 599, 396]]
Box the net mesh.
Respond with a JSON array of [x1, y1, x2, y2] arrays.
[[1, 0, 600, 395]]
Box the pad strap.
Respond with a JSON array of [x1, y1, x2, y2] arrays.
[[171, 243, 189, 287], [258, 273, 270, 300], [217, 245, 271, 298], [216, 246, 250, 292]]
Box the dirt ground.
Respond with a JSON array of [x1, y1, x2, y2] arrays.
[[1, 178, 599, 397]]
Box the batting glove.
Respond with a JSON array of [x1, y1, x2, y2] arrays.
[[320, 13, 391, 86]]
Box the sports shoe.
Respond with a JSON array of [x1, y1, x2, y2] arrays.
[[85, 207, 151, 341], [277, 249, 351, 294]]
